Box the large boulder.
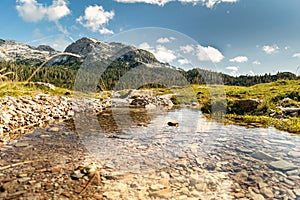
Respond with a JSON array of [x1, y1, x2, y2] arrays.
[[232, 99, 260, 114]]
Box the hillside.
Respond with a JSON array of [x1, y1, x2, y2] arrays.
[[0, 37, 299, 90]]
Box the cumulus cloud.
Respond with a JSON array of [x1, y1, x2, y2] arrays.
[[292, 53, 300, 58], [139, 42, 153, 51], [180, 45, 194, 54], [47, 0, 71, 21], [16, 0, 47, 22], [16, 0, 70, 22], [179, 44, 224, 63], [76, 5, 114, 34], [155, 45, 177, 63], [203, 0, 239, 8], [156, 37, 175, 44], [252, 60, 261, 65], [226, 66, 239, 71], [262, 44, 279, 54], [115, 0, 239, 8], [226, 65, 239, 76], [229, 56, 248, 63], [177, 58, 190, 65], [139, 43, 177, 63], [196, 45, 224, 63]]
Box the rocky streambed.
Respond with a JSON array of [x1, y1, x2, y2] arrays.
[[0, 106, 300, 199], [0, 91, 174, 142]]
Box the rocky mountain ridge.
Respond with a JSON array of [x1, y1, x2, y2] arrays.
[[0, 39, 56, 65], [0, 37, 163, 67]]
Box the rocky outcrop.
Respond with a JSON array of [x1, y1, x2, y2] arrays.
[[0, 39, 56, 65], [35, 45, 56, 52], [129, 95, 173, 108], [278, 107, 300, 117]]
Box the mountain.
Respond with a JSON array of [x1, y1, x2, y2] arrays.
[[0, 37, 298, 90], [0, 39, 57, 65], [50, 37, 163, 67]]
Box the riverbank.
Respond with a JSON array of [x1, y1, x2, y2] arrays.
[[192, 80, 300, 133], [0, 85, 174, 141]]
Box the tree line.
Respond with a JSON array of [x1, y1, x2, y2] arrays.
[[0, 61, 298, 91]]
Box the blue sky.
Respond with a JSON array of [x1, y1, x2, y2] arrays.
[[1, 0, 300, 75]]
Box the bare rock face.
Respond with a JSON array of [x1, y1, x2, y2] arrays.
[[35, 45, 56, 52], [0, 39, 56, 65], [64, 37, 159, 64]]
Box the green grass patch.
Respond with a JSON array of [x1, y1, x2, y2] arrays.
[[226, 114, 300, 133], [0, 82, 73, 97]]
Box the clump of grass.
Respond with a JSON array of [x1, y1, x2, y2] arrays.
[[226, 114, 300, 133]]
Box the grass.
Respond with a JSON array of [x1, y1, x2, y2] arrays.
[[0, 82, 73, 97], [226, 114, 300, 133], [0, 81, 113, 104], [190, 80, 300, 133]]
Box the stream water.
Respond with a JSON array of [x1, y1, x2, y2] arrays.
[[74, 107, 300, 199], [1, 107, 300, 199]]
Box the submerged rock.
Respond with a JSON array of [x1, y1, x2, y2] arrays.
[[167, 120, 179, 127], [268, 160, 298, 172]]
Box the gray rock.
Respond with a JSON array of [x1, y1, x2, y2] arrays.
[[268, 160, 298, 172], [251, 151, 276, 161]]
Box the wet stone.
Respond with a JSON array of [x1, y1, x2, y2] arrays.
[[268, 160, 298, 172], [251, 151, 276, 161]]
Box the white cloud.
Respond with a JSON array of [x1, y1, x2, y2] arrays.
[[16, 0, 70, 22], [180, 44, 224, 63], [156, 37, 175, 44], [115, 0, 171, 6], [252, 60, 261, 65], [115, 0, 239, 8], [155, 45, 177, 63], [180, 45, 194, 54], [229, 56, 248, 63], [196, 45, 224, 63], [47, 0, 70, 21], [248, 70, 255, 76], [178, 58, 190, 65], [76, 5, 114, 34], [226, 65, 239, 76], [99, 27, 114, 35], [226, 66, 239, 71], [292, 53, 300, 58], [16, 0, 47, 22], [139, 43, 177, 63], [262, 44, 279, 54], [203, 0, 239, 8], [139, 42, 153, 51]]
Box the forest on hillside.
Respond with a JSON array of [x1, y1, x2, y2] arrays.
[[0, 61, 298, 91]]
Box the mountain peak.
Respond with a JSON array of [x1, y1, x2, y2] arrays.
[[64, 37, 159, 64]]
